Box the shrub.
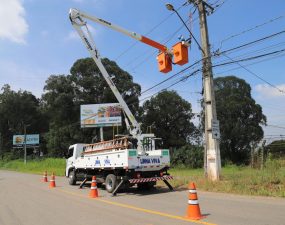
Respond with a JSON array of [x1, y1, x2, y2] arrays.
[[171, 144, 203, 168]]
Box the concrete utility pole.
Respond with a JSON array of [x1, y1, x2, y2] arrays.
[[190, 0, 221, 180]]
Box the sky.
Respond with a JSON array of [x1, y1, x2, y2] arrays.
[[0, 0, 285, 143]]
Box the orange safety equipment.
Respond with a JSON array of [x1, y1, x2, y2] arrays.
[[89, 176, 99, 198], [185, 182, 204, 220], [172, 42, 189, 65], [157, 52, 172, 73], [42, 171, 48, 182], [49, 172, 56, 188]]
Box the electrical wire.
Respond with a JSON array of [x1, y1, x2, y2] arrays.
[[218, 12, 285, 49], [266, 124, 285, 130], [114, 2, 190, 61], [138, 69, 201, 103], [214, 51, 285, 75], [139, 44, 285, 100], [213, 48, 285, 68], [216, 29, 285, 56], [135, 46, 285, 106], [137, 29, 285, 98], [219, 53, 285, 94]]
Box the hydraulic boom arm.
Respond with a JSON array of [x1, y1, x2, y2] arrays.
[[69, 8, 168, 53], [69, 8, 141, 137]]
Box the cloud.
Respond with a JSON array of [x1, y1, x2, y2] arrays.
[[0, 0, 28, 44], [255, 84, 285, 98]]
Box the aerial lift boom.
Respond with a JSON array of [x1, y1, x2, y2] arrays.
[[69, 8, 161, 154], [69, 8, 189, 154]]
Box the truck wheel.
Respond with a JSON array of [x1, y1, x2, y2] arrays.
[[105, 174, 117, 193], [68, 170, 77, 185]]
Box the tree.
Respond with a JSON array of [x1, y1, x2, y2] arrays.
[[266, 140, 285, 158], [142, 90, 196, 149], [214, 76, 266, 164], [171, 144, 203, 168], [70, 58, 141, 115], [42, 58, 141, 156], [0, 85, 46, 158]]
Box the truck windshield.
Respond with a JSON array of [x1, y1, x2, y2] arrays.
[[142, 137, 155, 151]]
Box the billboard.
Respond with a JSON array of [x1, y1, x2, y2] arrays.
[[13, 134, 40, 146], [80, 103, 122, 128]]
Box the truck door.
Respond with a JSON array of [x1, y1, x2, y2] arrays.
[[66, 146, 75, 176]]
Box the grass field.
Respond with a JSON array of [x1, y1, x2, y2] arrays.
[[169, 160, 285, 197], [1, 158, 284, 197], [0, 158, 66, 176]]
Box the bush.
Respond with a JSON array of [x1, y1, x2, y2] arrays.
[[171, 144, 203, 168]]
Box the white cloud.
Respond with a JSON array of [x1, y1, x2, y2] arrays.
[[0, 0, 28, 44], [255, 84, 285, 98]]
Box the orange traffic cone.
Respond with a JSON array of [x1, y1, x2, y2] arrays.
[[89, 176, 99, 198], [42, 171, 48, 182], [185, 182, 204, 220], [49, 172, 56, 188]]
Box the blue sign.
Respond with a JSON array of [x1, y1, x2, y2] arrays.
[[13, 134, 39, 145], [140, 158, 160, 164], [104, 159, 111, 166]]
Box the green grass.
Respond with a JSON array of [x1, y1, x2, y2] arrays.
[[168, 160, 285, 198], [1, 158, 284, 197], [0, 158, 66, 176]]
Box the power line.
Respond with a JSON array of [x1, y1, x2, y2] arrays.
[[218, 12, 285, 49], [214, 50, 285, 76], [213, 41, 285, 65], [139, 31, 285, 97], [216, 29, 285, 55], [140, 46, 285, 101], [210, 0, 229, 14], [141, 59, 202, 95], [114, 2, 191, 62], [138, 69, 201, 103], [266, 124, 285, 130], [130, 45, 285, 105], [128, 16, 197, 70], [213, 48, 285, 68], [219, 53, 285, 94]]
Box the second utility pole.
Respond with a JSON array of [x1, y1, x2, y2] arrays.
[[191, 0, 221, 180]]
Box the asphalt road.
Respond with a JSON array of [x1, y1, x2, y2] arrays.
[[0, 170, 284, 225]]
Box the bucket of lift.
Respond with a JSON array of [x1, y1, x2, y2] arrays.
[[172, 42, 189, 66], [157, 52, 172, 73]]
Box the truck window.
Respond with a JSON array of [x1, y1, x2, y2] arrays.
[[67, 147, 74, 158], [143, 137, 153, 151]]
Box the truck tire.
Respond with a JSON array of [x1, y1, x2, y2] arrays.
[[105, 174, 117, 193], [68, 170, 77, 185]]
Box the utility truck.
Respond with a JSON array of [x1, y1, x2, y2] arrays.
[[66, 9, 174, 195]]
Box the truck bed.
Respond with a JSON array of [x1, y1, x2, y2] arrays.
[[74, 148, 170, 172]]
